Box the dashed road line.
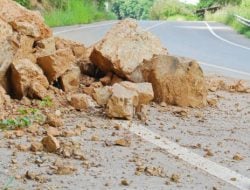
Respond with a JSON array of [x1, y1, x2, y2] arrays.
[[118, 121, 250, 190], [204, 21, 250, 51], [144, 21, 166, 31]]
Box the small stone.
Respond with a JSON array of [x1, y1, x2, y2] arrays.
[[170, 174, 180, 183], [41, 135, 60, 153], [46, 127, 61, 136], [30, 142, 43, 152], [233, 153, 244, 161], [114, 139, 131, 147], [46, 113, 64, 127], [91, 135, 100, 141], [14, 130, 24, 137], [56, 164, 76, 175], [121, 179, 129, 186]]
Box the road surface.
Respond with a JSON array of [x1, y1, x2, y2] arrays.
[[53, 20, 250, 80]]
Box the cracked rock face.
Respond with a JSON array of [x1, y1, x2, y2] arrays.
[[90, 19, 168, 82]]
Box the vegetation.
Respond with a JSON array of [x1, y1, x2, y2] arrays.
[[0, 95, 54, 130], [204, 0, 250, 38], [149, 0, 197, 20], [198, 0, 242, 8], [44, 0, 115, 27], [111, 0, 154, 20]]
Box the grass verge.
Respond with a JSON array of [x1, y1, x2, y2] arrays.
[[44, 0, 116, 27]]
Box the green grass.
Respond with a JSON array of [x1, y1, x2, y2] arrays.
[[205, 0, 250, 38], [44, 0, 116, 27]]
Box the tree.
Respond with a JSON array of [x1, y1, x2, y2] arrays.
[[111, 0, 154, 20], [198, 0, 242, 8]]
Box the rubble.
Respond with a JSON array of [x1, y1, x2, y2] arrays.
[[90, 19, 167, 82]]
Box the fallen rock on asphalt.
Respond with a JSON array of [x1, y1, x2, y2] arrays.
[[90, 19, 167, 82], [142, 55, 207, 107], [46, 113, 64, 127], [92, 86, 112, 106], [120, 81, 154, 106], [41, 135, 60, 153], [106, 83, 139, 120], [70, 93, 96, 110]]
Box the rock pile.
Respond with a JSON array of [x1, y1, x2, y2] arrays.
[[0, 0, 209, 120]]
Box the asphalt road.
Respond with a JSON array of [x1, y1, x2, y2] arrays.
[[53, 20, 250, 80]]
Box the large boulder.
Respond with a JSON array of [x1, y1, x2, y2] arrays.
[[106, 83, 139, 120], [0, 0, 52, 40], [142, 55, 207, 108], [37, 49, 76, 83], [90, 19, 167, 82], [9, 58, 49, 99]]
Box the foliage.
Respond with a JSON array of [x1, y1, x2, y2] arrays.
[[111, 0, 154, 19], [44, 0, 116, 27], [39, 96, 53, 107], [205, 0, 250, 38], [150, 0, 197, 20], [14, 0, 30, 7], [0, 108, 46, 130], [198, 0, 242, 8]]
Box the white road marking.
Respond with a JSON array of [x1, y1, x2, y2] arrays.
[[199, 62, 250, 78], [118, 121, 250, 190], [176, 26, 231, 30], [53, 21, 117, 35], [204, 21, 250, 51], [144, 21, 166, 31]]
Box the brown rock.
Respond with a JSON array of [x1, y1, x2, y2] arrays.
[[0, 0, 52, 39], [46, 127, 61, 137], [82, 82, 103, 96], [56, 164, 77, 175], [37, 48, 76, 83], [41, 135, 60, 153], [46, 113, 64, 127], [142, 55, 207, 108], [100, 72, 113, 85], [114, 138, 131, 147], [70, 93, 96, 110], [59, 65, 81, 92], [9, 58, 49, 99], [120, 81, 154, 105], [27, 82, 48, 99], [229, 80, 250, 93], [92, 86, 112, 106], [55, 37, 86, 59], [233, 153, 244, 161], [110, 74, 124, 85], [90, 19, 167, 81], [30, 142, 43, 152], [35, 37, 56, 57], [106, 83, 138, 120]]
